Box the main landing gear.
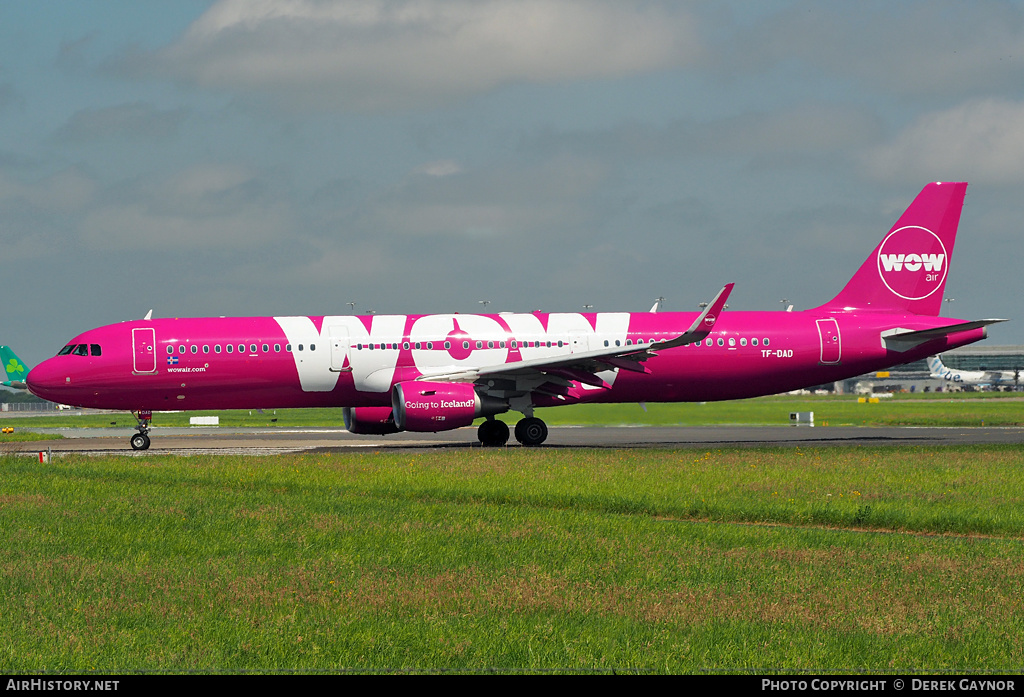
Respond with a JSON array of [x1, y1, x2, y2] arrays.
[[514, 417, 548, 446], [130, 410, 152, 451], [477, 416, 549, 447]]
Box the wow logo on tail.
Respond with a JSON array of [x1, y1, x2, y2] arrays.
[[876, 225, 948, 301]]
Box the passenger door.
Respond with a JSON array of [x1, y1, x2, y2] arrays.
[[132, 327, 157, 374]]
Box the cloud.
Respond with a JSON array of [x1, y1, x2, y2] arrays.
[[79, 165, 295, 250], [718, 0, 1024, 97], [118, 0, 701, 110], [862, 99, 1024, 185], [0, 168, 98, 211], [54, 102, 187, 143], [527, 104, 882, 161], [355, 154, 607, 237], [0, 83, 21, 112]]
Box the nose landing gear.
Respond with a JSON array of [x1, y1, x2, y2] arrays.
[[130, 410, 152, 450]]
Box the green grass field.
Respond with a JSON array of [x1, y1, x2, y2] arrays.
[[2, 446, 1022, 673]]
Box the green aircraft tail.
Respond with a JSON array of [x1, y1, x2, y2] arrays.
[[0, 346, 29, 388]]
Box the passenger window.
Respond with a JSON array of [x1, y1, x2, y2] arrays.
[[250, 344, 257, 353], [298, 344, 304, 351], [263, 344, 269, 353], [90, 344, 101, 356], [763, 338, 770, 346], [310, 344, 315, 351], [444, 341, 451, 349], [752, 338, 758, 346], [415, 342, 421, 350], [178, 345, 186, 354], [203, 345, 210, 354], [463, 341, 470, 349], [705, 338, 713, 347], [740, 338, 747, 347], [286, 344, 292, 352], [191, 345, 198, 354], [488, 341, 494, 349], [728, 338, 736, 347], [215, 345, 221, 353], [476, 341, 483, 349], [238, 344, 245, 353], [166, 346, 174, 355], [226, 345, 233, 354], [717, 338, 724, 346], [274, 344, 281, 352], [427, 342, 433, 350]]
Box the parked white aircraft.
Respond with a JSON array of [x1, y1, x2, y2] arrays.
[[928, 356, 1019, 387]]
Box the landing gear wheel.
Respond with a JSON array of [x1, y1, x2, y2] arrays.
[[478, 419, 510, 447], [515, 417, 548, 446], [130, 410, 153, 451]]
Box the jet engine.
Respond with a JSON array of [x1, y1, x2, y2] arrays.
[[342, 406, 400, 435], [391, 381, 507, 432]]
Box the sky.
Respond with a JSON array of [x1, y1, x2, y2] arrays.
[[3, 0, 1024, 367]]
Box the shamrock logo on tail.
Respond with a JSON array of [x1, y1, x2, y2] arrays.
[[6, 358, 25, 377]]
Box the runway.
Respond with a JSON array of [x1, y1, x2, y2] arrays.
[[6, 424, 1024, 455]]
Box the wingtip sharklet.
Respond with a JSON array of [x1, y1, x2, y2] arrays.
[[647, 283, 734, 352], [686, 282, 734, 335]]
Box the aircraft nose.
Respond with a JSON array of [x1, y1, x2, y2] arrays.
[[26, 359, 67, 400]]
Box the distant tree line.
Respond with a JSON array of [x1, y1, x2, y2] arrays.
[[0, 389, 46, 404]]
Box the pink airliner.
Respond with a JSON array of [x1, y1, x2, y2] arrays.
[[27, 182, 1003, 450]]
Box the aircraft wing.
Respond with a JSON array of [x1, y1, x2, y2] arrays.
[[419, 284, 734, 391], [881, 319, 1007, 352]]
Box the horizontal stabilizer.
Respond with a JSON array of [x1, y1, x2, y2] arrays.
[[882, 319, 1007, 352]]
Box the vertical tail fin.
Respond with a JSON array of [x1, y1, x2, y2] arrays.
[[927, 355, 945, 378], [1, 345, 29, 388], [817, 182, 966, 316]]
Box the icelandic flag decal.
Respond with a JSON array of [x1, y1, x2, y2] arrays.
[[167, 356, 179, 365]]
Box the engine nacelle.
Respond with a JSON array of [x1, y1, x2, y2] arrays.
[[392, 381, 507, 432], [342, 406, 400, 435]]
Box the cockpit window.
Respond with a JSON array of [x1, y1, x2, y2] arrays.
[[58, 345, 75, 356], [72, 344, 89, 356], [90, 344, 101, 356]]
